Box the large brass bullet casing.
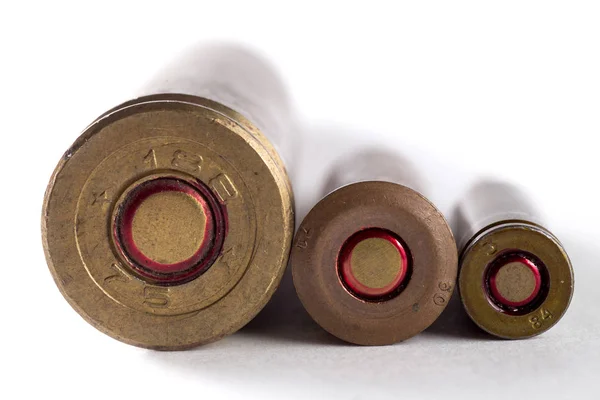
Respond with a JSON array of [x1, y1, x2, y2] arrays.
[[291, 151, 458, 345], [42, 45, 295, 350], [455, 182, 573, 339]]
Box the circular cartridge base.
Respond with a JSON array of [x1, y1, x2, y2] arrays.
[[291, 181, 458, 345], [42, 94, 294, 350], [459, 221, 574, 339]]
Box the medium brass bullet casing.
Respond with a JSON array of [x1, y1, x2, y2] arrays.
[[456, 182, 574, 339], [291, 151, 458, 345], [42, 46, 295, 350]]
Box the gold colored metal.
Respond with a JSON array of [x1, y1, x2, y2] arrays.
[[42, 93, 294, 350], [459, 221, 573, 339], [350, 238, 402, 289], [131, 190, 208, 264], [494, 262, 537, 304]]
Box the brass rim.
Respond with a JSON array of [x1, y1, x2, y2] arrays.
[[291, 181, 458, 345], [459, 222, 574, 339], [42, 94, 294, 349]]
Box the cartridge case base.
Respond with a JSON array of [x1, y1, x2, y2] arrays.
[[43, 94, 294, 349], [459, 221, 573, 339], [291, 181, 457, 345]]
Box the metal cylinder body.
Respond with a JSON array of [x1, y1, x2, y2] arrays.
[[322, 149, 424, 195], [42, 44, 295, 350], [455, 181, 573, 339], [291, 149, 457, 345], [138, 43, 296, 167]]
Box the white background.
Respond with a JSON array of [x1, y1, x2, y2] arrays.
[[1, 1, 599, 399]]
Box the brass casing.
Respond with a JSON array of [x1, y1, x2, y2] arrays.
[[43, 94, 294, 349], [456, 182, 574, 339], [459, 221, 573, 339], [291, 181, 457, 345]]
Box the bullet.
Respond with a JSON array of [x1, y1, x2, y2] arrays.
[[42, 44, 295, 350], [291, 150, 457, 345], [455, 181, 574, 339]]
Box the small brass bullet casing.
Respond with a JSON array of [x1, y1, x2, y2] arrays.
[[455, 181, 574, 339], [42, 45, 295, 350], [291, 151, 458, 345]]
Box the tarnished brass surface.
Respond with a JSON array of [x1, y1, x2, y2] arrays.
[[291, 181, 458, 345], [350, 238, 402, 289], [459, 221, 573, 339], [494, 262, 537, 304], [42, 93, 294, 350]]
